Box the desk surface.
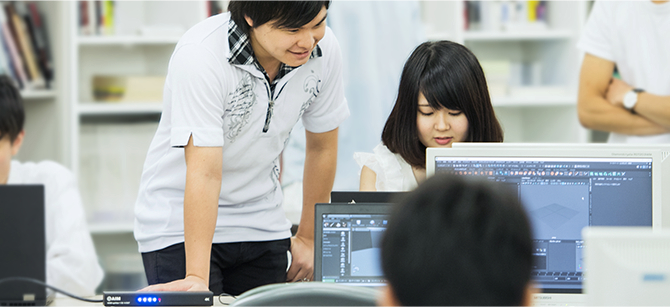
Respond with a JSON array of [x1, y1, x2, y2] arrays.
[[52, 295, 235, 306]]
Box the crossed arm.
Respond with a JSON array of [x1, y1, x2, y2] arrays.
[[577, 53, 670, 135]]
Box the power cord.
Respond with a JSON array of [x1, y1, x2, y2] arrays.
[[217, 293, 236, 305], [0, 277, 103, 303]]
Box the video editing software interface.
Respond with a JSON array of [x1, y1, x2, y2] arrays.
[[435, 156, 653, 292], [320, 213, 389, 286]]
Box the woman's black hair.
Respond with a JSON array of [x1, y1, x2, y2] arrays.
[[0, 75, 24, 143], [228, 1, 330, 35], [381, 40, 503, 168]]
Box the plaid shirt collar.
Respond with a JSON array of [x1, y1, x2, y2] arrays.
[[227, 19, 323, 84]]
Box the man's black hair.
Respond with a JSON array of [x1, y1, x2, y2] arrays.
[[381, 174, 533, 306], [228, 1, 330, 35], [0, 75, 24, 143]]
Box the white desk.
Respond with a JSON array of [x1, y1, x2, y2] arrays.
[[52, 295, 235, 306]]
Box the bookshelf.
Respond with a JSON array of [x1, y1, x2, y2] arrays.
[[421, 1, 592, 143], [67, 1, 209, 291], [14, 2, 66, 165]]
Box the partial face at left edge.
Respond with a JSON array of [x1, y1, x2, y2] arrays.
[[0, 132, 24, 184]]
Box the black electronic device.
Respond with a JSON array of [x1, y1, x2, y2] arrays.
[[102, 291, 214, 306], [330, 191, 406, 204], [0, 185, 46, 306]]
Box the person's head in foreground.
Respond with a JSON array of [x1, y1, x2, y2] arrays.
[[379, 174, 534, 306]]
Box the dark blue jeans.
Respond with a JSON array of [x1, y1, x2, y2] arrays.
[[141, 239, 290, 296]]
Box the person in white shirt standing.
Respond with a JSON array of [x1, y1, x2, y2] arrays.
[[577, 0, 670, 143], [0, 75, 104, 296], [135, 1, 349, 295]]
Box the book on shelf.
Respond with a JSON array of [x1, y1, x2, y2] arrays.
[[5, 3, 44, 88], [0, 3, 27, 88], [78, 0, 115, 36], [464, 0, 548, 32], [207, 1, 227, 17], [0, 1, 51, 90], [19, 2, 53, 88], [93, 75, 165, 103]]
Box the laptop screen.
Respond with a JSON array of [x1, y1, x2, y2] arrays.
[[0, 185, 47, 305], [433, 156, 653, 293], [330, 191, 406, 204], [314, 203, 392, 287]]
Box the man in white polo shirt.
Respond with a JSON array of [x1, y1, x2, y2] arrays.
[[134, 1, 348, 295]]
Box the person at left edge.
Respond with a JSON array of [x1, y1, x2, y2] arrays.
[[134, 1, 348, 295]]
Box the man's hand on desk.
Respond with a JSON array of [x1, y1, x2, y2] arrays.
[[139, 275, 209, 292], [287, 235, 314, 282]]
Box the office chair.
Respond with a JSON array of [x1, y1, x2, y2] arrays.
[[230, 282, 380, 306]]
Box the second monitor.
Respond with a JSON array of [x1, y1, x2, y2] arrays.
[[426, 146, 662, 305]]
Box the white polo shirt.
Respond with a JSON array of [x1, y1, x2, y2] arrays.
[[134, 13, 349, 253]]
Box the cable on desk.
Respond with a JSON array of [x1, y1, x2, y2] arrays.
[[217, 293, 236, 305], [0, 277, 103, 303]]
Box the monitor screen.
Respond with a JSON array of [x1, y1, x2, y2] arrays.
[[426, 147, 662, 297], [451, 142, 670, 228], [314, 203, 391, 287]]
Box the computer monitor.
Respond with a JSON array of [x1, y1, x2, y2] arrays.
[[452, 142, 670, 229], [0, 185, 47, 306], [582, 227, 670, 306], [314, 203, 391, 287], [426, 146, 663, 306]]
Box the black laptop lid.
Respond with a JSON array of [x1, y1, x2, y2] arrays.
[[330, 191, 406, 204], [314, 203, 391, 287], [0, 185, 46, 305]]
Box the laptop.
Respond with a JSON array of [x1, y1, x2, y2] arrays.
[[314, 203, 392, 287], [0, 185, 47, 306], [330, 191, 406, 204]]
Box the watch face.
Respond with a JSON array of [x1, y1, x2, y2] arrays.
[[623, 90, 638, 110]]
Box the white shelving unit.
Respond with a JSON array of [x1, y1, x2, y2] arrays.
[[68, 1, 207, 234], [78, 103, 163, 116], [66, 1, 208, 291], [16, 2, 67, 165], [77, 36, 181, 45], [421, 1, 591, 143]]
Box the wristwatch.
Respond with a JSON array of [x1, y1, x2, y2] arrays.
[[623, 88, 644, 111]]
